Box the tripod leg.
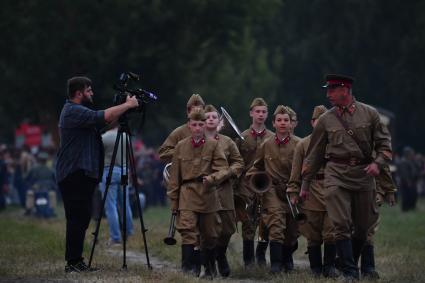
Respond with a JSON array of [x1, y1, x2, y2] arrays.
[[121, 133, 128, 270], [126, 135, 152, 269], [88, 131, 122, 268]]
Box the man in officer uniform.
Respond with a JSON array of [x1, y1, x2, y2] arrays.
[[167, 108, 229, 279], [288, 105, 338, 278], [158, 94, 205, 163], [204, 104, 244, 277], [234, 98, 274, 267], [300, 74, 392, 280]]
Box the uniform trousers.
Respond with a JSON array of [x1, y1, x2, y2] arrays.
[[325, 186, 375, 241], [217, 210, 236, 247], [300, 210, 335, 246], [177, 210, 221, 249], [262, 206, 288, 244]]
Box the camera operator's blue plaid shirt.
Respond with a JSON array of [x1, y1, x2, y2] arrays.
[[56, 100, 105, 184]]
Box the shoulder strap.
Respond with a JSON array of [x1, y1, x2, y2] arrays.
[[331, 109, 371, 161]]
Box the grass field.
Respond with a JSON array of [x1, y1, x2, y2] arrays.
[[1, 199, 424, 282]]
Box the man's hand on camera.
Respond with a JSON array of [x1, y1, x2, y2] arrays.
[[126, 95, 139, 109]]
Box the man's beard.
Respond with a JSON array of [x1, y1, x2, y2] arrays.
[[82, 96, 94, 108]]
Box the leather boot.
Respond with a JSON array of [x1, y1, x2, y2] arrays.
[[307, 245, 322, 276], [282, 241, 297, 272], [201, 248, 216, 280], [336, 239, 360, 280], [181, 244, 194, 274], [216, 245, 230, 277], [269, 241, 283, 274], [352, 238, 365, 266], [361, 244, 380, 280], [256, 241, 269, 266], [192, 248, 201, 277], [323, 243, 338, 278], [243, 240, 255, 267]]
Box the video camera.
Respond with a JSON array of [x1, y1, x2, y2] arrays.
[[113, 72, 158, 113]]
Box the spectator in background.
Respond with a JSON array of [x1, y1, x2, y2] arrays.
[[100, 123, 134, 245], [397, 146, 420, 211], [24, 152, 57, 217]]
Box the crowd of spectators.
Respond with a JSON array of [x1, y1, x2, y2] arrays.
[[0, 140, 167, 216]]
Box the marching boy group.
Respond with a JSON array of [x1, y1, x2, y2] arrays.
[[159, 74, 396, 281]]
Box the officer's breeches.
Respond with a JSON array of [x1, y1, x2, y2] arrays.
[[325, 186, 374, 241]]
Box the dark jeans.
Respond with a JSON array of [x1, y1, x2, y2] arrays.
[[59, 170, 97, 264]]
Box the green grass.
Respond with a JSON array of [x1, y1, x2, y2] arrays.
[[1, 200, 424, 282]]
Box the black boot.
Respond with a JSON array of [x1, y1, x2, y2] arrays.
[[352, 238, 365, 266], [307, 245, 322, 277], [361, 244, 380, 280], [216, 245, 230, 277], [335, 239, 360, 280], [269, 241, 283, 274], [243, 240, 255, 267], [202, 248, 216, 280], [323, 243, 338, 278], [192, 248, 201, 277], [282, 241, 297, 272], [256, 241, 269, 266], [181, 244, 194, 274]]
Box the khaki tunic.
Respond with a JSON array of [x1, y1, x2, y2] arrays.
[[246, 135, 299, 243], [234, 128, 273, 240], [167, 137, 229, 248], [216, 134, 244, 245], [288, 135, 334, 246], [217, 134, 244, 211], [167, 137, 229, 213], [288, 135, 326, 211], [302, 101, 392, 241], [158, 124, 191, 163]]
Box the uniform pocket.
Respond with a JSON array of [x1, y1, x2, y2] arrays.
[[327, 129, 344, 145]]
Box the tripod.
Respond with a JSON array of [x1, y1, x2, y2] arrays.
[[88, 114, 151, 270]]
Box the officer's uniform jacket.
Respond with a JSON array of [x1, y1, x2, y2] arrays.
[[158, 124, 191, 163], [302, 101, 392, 191], [167, 136, 229, 213]]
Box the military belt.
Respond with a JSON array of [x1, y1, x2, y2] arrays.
[[329, 157, 368, 166], [181, 175, 205, 185]]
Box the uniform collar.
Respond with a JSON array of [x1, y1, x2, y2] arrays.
[[191, 137, 206, 148], [275, 134, 290, 145], [336, 99, 357, 116], [251, 127, 267, 138]]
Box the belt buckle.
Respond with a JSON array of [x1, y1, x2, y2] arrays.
[[349, 157, 357, 166]]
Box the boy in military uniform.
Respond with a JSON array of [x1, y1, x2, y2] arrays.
[[167, 108, 229, 278], [234, 98, 274, 267], [358, 164, 396, 279], [301, 74, 392, 280], [288, 105, 338, 278], [159, 94, 205, 163], [204, 104, 244, 277], [246, 105, 299, 273]]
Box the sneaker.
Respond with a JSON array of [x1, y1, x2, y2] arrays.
[[107, 239, 122, 247], [65, 261, 99, 273]]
